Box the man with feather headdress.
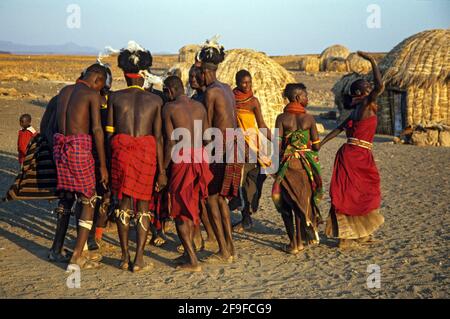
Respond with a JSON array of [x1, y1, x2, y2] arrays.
[[106, 41, 166, 272]]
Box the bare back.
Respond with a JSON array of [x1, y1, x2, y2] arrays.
[[109, 88, 163, 137], [277, 112, 319, 144], [205, 81, 237, 133], [56, 83, 102, 135], [164, 96, 207, 147]]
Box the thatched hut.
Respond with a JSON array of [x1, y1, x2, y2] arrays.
[[323, 57, 349, 73], [331, 29, 449, 146], [320, 44, 350, 71], [376, 29, 449, 142], [217, 49, 296, 127], [178, 44, 201, 63], [169, 48, 296, 127], [347, 52, 372, 74], [299, 56, 320, 73]]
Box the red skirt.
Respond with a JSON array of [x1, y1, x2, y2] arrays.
[[111, 134, 157, 201], [53, 133, 95, 198], [169, 148, 213, 225], [330, 143, 381, 216]]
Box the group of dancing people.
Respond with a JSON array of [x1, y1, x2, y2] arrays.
[[11, 40, 385, 272]]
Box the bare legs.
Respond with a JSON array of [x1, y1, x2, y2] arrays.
[[206, 194, 234, 261], [115, 195, 152, 272], [69, 193, 98, 268], [175, 218, 201, 272], [49, 194, 74, 262]]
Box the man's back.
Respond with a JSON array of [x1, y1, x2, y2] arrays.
[[167, 96, 206, 147], [110, 88, 162, 137], [65, 85, 99, 135], [207, 81, 237, 132]]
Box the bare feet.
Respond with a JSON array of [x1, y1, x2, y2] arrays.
[[48, 250, 71, 263], [202, 253, 233, 264], [281, 243, 300, 255], [150, 233, 167, 247], [83, 250, 103, 262], [339, 239, 359, 249], [119, 254, 130, 270], [203, 239, 218, 251], [132, 262, 154, 273], [68, 255, 101, 269], [176, 263, 202, 272]]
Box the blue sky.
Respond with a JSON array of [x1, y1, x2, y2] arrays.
[[0, 0, 448, 55]]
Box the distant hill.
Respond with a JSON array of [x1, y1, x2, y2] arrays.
[[0, 40, 99, 55]]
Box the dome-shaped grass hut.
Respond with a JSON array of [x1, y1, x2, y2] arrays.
[[169, 48, 296, 127], [331, 29, 449, 146], [376, 29, 449, 144], [320, 44, 350, 71], [217, 49, 295, 127], [178, 44, 201, 63], [299, 56, 320, 73]]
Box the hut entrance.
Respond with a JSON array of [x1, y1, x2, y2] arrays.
[[391, 90, 407, 136]]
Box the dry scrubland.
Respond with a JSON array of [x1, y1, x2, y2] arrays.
[[0, 53, 448, 299]]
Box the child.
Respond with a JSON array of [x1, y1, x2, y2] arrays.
[[17, 113, 37, 165]]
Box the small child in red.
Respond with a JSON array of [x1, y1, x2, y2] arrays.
[[18, 113, 37, 165]]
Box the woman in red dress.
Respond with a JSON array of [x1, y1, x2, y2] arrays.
[[321, 51, 385, 248]]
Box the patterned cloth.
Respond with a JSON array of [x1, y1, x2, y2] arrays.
[[53, 133, 95, 198], [208, 140, 243, 198], [4, 134, 59, 201], [272, 129, 323, 219], [111, 134, 157, 201]]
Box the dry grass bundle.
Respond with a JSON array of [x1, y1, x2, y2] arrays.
[[380, 29, 449, 89], [319, 45, 350, 71], [217, 49, 296, 127], [347, 52, 372, 74], [380, 29, 450, 129], [299, 56, 320, 73], [323, 57, 349, 72], [178, 44, 201, 64]]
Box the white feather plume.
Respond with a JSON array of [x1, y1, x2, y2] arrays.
[[197, 34, 224, 62]]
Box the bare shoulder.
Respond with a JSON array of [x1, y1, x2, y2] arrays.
[[162, 101, 175, 118], [143, 90, 163, 105]]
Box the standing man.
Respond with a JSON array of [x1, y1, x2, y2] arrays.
[[162, 75, 213, 272], [198, 41, 242, 263], [53, 64, 109, 269], [106, 43, 166, 272]]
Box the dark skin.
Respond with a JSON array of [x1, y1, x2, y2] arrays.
[[202, 65, 236, 261], [106, 76, 166, 271], [321, 51, 384, 248], [275, 88, 320, 253], [162, 85, 208, 272], [55, 71, 108, 268], [234, 75, 271, 231], [187, 65, 217, 249], [236, 75, 271, 140], [321, 51, 385, 146]]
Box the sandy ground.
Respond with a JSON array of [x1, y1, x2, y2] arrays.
[[0, 56, 449, 299]]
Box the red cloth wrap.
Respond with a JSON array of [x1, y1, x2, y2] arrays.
[[111, 134, 157, 201], [18, 129, 36, 164], [53, 133, 95, 198], [169, 148, 213, 225], [330, 116, 381, 216]]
